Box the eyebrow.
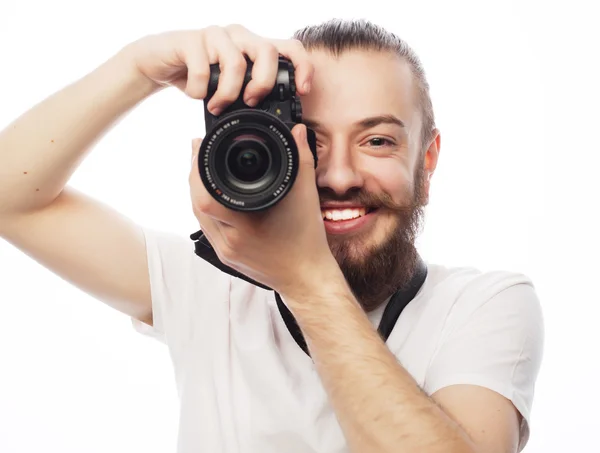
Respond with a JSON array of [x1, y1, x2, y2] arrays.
[[303, 114, 405, 132]]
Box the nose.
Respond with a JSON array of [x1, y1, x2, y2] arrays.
[[316, 142, 364, 196]]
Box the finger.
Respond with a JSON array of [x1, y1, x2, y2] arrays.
[[189, 147, 240, 228], [203, 26, 248, 115], [226, 30, 279, 106], [276, 123, 319, 214], [194, 210, 220, 246], [191, 137, 203, 164], [242, 42, 280, 106], [271, 38, 314, 95], [189, 136, 235, 226], [193, 210, 236, 265], [179, 32, 211, 99]]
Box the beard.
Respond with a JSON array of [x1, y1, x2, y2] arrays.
[[320, 165, 426, 312]]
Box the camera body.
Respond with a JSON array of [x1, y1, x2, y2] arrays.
[[198, 56, 317, 212]]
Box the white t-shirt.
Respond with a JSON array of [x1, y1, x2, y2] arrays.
[[132, 228, 544, 453]]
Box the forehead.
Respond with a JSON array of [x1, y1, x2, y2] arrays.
[[300, 49, 419, 129]]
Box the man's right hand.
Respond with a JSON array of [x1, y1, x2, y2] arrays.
[[123, 25, 314, 115]]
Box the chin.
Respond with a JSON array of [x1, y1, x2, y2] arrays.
[[328, 216, 395, 262]]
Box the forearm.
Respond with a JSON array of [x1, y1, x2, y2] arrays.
[[0, 48, 156, 218], [285, 275, 476, 453]]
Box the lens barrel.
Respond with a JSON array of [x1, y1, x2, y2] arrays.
[[198, 109, 300, 212]]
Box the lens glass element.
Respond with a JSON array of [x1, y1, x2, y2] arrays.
[[226, 136, 271, 183]]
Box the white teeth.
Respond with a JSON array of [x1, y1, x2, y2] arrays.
[[321, 208, 367, 221]]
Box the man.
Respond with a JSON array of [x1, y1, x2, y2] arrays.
[[0, 18, 543, 453]]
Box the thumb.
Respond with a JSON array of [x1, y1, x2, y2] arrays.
[[291, 124, 316, 170]]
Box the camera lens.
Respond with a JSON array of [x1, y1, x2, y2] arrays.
[[199, 110, 301, 212], [226, 137, 271, 183]]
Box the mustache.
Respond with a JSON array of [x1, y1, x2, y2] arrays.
[[318, 187, 416, 212]]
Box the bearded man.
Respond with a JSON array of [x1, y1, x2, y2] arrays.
[[0, 18, 543, 453]]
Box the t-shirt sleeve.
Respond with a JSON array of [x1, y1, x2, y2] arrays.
[[131, 227, 231, 344], [422, 278, 544, 452]]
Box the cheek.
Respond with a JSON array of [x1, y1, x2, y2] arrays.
[[369, 212, 399, 246], [360, 157, 414, 203]]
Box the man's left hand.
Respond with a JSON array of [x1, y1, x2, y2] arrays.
[[189, 124, 340, 298]]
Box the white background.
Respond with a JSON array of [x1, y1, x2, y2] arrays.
[[0, 0, 597, 452]]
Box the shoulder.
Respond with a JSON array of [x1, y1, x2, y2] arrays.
[[417, 261, 545, 383], [423, 262, 543, 324], [420, 262, 544, 451], [132, 227, 233, 342], [420, 261, 545, 403], [425, 261, 536, 296], [142, 227, 230, 287]]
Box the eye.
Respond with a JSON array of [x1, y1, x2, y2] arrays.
[[366, 137, 395, 148]]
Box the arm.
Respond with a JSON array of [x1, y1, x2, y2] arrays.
[[0, 26, 314, 326], [0, 52, 158, 324], [0, 52, 156, 218], [283, 269, 528, 453], [283, 272, 478, 453]]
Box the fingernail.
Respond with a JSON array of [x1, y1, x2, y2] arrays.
[[302, 81, 311, 93], [209, 105, 222, 116], [244, 97, 257, 107]]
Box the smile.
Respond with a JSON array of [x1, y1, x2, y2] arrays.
[[320, 207, 378, 234], [321, 207, 367, 221]]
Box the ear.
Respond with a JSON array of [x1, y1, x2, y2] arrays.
[[421, 129, 441, 205]]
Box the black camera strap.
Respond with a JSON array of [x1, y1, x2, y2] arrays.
[[190, 230, 428, 357]]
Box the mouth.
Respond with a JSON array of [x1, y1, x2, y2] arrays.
[[321, 206, 379, 234]]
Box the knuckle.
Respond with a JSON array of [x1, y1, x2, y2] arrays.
[[191, 204, 202, 220], [250, 79, 273, 96], [186, 85, 207, 100], [223, 229, 242, 252], [203, 25, 223, 36], [288, 38, 306, 52], [229, 55, 247, 73], [216, 86, 241, 104], [190, 29, 206, 43], [261, 42, 279, 59], [189, 67, 210, 82], [216, 244, 234, 265], [188, 63, 208, 77], [192, 194, 213, 215], [224, 23, 246, 35]]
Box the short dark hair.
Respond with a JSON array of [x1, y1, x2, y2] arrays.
[[292, 18, 436, 151]]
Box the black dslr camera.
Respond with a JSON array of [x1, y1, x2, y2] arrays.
[[198, 56, 317, 212]]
